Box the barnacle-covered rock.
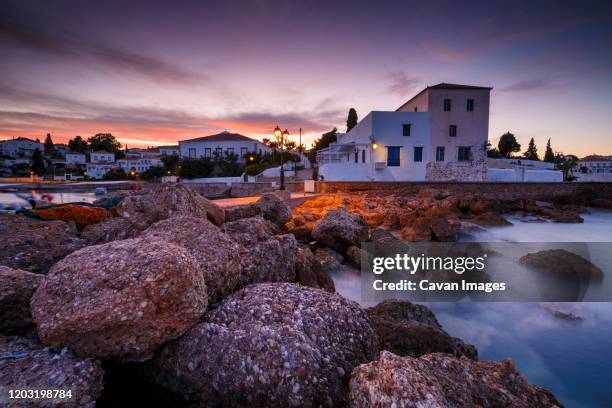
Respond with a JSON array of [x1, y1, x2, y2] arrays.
[[0, 266, 43, 334]]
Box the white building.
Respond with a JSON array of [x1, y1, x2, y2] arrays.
[[65, 152, 86, 166], [179, 131, 271, 162], [158, 145, 179, 156], [318, 83, 491, 181], [117, 155, 163, 173], [0, 137, 44, 158], [54, 143, 68, 157], [91, 151, 115, 163], [576, 155, 612, 181], [86, 163, 117, 179]]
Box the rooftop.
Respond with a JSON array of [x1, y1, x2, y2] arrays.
[[396, 82, 493, 111], [91, 150, 114, 154], [580, 155, 612, 162], [180, 131, 258, 143]]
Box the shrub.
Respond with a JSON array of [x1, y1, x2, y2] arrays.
[[244, 163, 272, 176]]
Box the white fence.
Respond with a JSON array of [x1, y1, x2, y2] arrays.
[[487, 167, 562, 182]]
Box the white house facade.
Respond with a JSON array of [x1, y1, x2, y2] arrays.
[[576, 155, 612, 181], [158, 145, 179, 156], [117, 156, 163, 173], [0, 137, 44, 158], [317, 83, 491, 181], [86, 163, 116, 179], [179, 131, 271, 162], [91, 151, 115, 163], [66, 152, 86, 166]]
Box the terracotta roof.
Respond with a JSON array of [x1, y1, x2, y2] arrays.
[[580, 155, 611, 162], [180, 131, 259, 143], [396, 82, 493, 111]]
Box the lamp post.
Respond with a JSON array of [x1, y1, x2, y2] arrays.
[[274, 126, 289, 190]]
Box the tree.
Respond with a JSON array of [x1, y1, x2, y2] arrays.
[[88, 133, 123, 157], [308, 127, 337, 163], [31, 148, 46, 175], [44, 133, 55, 155], [523, 138, 540, 161], [161, 154, 180, 174], [346, 108, 358, 132], [103, 168, 128, 181], [487, 147, 503, 158], [555, 153, 578, 181], [497, 132, 521, 158], [543, 138, 555, 163], [68, 136, 88, 154]]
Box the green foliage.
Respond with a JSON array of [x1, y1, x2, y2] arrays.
[[308, 127, 337, 163], [31, 148, 46, 175], [544, 138, 555, 163], [161, 154, 180, 173], [487, 147, 503, 158], [523, 138, 540, 161], [88, 133, 124, 157], [216, 152, 242, 176], [11, 162, 30, 176], [554, 153, 578, 181], [497, 132, 521, 158], [102, 168, 128, 181], [244, 163, 272, 176], [44, 133, 55, 155], [68, 136, 88, 155], [179, 158, 214, 179], [346, 108, 358, 132], [140, 165, 166, 181]]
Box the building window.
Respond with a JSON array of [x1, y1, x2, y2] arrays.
[[215, 147, 222, 158], [467, 99, 474, 112], [226, 148, 234, 156], [436, 147, 445, 161], [449, 125, 457, 137], [414, 107, 418, 112], [414, 147, 423, 162], [402, 124, 411, 136], [354, 151, 358, 163], [387, 146, 400, 167], [444, 99, 451, 111], [458, 146, 471, 161], [362, 149, 366, 163], [204, 148, 211, 158], [240, 147, 248, 158], [188, 148, 196, 158]]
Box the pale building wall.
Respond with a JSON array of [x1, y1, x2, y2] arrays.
[[179, 140, 270, 161]]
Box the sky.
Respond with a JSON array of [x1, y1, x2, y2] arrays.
[[0, 0, 611, 156]]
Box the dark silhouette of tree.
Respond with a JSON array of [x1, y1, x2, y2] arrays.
[[68, 136, 88, 154], [308, 127, 337, 163], [543, 138, 555, 163], [161, 154, 180, 174], [346, 108, 358, 132], [487, 147, 503, 158], [555, 153, 578, 181], [497, 132, 521, 158], [43, 133, 55, 155], [523, 138, 540, 161], [88, 133, 123, 157], [31, 148, 46, 175]]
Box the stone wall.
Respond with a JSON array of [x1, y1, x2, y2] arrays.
[[316, 181, 612, 202], [425, 159, 487, 181]]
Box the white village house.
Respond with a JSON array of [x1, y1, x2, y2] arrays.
[[318, 83, 490, 181], [0, 137, 44, 158], [179, 131, 271, 162], [65, 152, 87, 166], [117, 155, 163, 173]]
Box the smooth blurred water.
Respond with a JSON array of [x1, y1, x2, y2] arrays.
[[332, 209, 612, 408]]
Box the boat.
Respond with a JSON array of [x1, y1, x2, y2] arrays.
[[94, 187, 108, 196]]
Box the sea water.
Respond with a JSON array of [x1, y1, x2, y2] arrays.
[[332, 209, 612, 408]]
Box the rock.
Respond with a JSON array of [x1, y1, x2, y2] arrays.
[[0, 214, 84, 274], [541, 209, 583, 223], [287, 225, 313, 243], [294, 247, 335, 292], [148, 283, 379, 407], [0, 335, 105, 408], [400, 218, 432, 241], [237, 234, 298, 288], [346, 245, 367, 268], [311, 209, 369, 251], [224, 203, 262, 222], [116, 183, 225, 229], [81, 217, 140, 244], [31, 237, 208, 361], [429, 213, 460, 241], [471, 212, 513, 226], [591, 198, 612, 209], [468, 199, 494, 215], [143, 216, 242, 302], [366, 300, 477, 359], [221, 216, 280, 247], [0, 266, 43, 334], [254, 193, 293, 227], [350, 351, 562, 408], [314, 247, 344, 273], [519, 249, 603, 283]]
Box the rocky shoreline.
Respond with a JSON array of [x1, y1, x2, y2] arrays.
[[1, 183, 602, 406]]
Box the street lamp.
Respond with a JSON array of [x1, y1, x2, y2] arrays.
[[274, 126, 289, 190]]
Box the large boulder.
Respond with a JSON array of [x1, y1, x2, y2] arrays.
[[294, 247, 335, 292], [81, 217, 140, 244], [470, 212, 513, 226], [350, 351, 562, 408], [312, 209, 369, 251], [0, 214, 84, 274], [0, 266, 43, 334], [0, 335, 104, 408], [254, 193, 292, 227], [366, 300, 477, 359], [31, 237, 207, 361], [223, 203, 262, 222], [221, 216, 280, 247], [116, 183, 225, 229], [237, 234, 298, 288], [148, 283, 379, 407], [143, 216, 242, 302]]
